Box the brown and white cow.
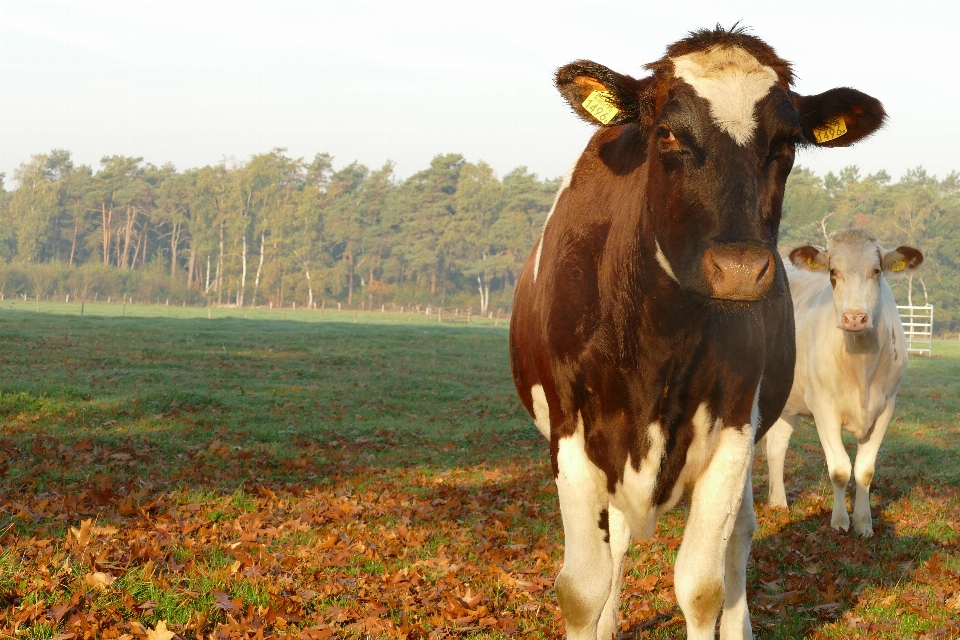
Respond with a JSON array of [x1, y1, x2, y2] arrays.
[[764, 229, 922, 537], [509, 27, 886, 639]]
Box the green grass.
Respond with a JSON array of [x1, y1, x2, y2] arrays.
[[0, 307, 957, 639]]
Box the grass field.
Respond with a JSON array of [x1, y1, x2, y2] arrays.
[[0, 307, 958, 639]]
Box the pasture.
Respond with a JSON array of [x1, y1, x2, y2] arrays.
[[0, 306, 958, 639]]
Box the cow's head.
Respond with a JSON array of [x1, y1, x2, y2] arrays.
[[790, 229, 923, 332], [555, 26, 886, 302]]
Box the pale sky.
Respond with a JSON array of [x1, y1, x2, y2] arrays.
[[1, 0, 958, 187]]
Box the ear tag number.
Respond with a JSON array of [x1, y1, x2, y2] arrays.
[[813, 116, 847, 144], [892, 259, 906, 272], [582, 90, 618, 125], [807, 257, 821, 269]]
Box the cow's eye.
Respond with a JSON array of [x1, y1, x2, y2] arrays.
[[768, 141, 794, 161], [873, 267, 881, 276], [829, 268, 837, 277], [656, 127, 681, 153]]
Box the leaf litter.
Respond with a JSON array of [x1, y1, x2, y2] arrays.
[[0, 315, 958, 638]]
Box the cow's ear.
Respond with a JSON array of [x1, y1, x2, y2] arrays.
[[796, 88, 886, 147], [790, 246, 829, 272], [556, 60, 650, 127], [882, 246, 923, 276]]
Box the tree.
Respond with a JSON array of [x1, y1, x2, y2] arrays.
[[8, 155, 59, 262]]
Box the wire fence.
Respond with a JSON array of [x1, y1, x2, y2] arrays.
[[0, 297, 512, 328]]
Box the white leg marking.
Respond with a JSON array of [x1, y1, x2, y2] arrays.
[[765, 415, 799, 508], [675, 424, 754, 640], [654, 239, 679, 284], [676, 387, 758, 640], [597, 504, 631, 640], [852, 398, 896, 537], [719, 464, 757, 640], [671, 47, 778, 146], [612, 422, 666, 540], [533, 164, 575, 283], [555, 414, 612, 640], [530, 384, 551, 439], [660, 402, 722, 511]]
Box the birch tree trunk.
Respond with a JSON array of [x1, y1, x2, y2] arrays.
[[121, 205, 137, 268], [304, 264, 313, 309], [347, 252, 354, 306], [252, 231, 265, 306], [215, 221, 224, 304], [239, 235, 247, 307], [477, 274, 489, 315], [69, 216, 79, 267], [205, 256, 212, 294], [187, 247, 196, 289], [131, 222, 144, 269], [140, 218, 149, 267], [102, 202, 113, 265], [170, 222, 180, 278]]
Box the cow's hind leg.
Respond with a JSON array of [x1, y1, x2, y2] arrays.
[[597, 504, 631, 640], [554, 420, 615, 639], [675, 425, 754, 640], [851, 399, 895, 537], [764, 414, 799, 508]]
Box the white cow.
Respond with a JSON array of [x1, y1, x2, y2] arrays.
[[765, 228, 923, 536]]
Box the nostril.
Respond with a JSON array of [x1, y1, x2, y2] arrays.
[[755, 256, 771, 283]]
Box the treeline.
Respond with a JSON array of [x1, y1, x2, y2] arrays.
[[0, 150, 558, 315], [779, 165, 960, 329], [1, 151, 959, 329]]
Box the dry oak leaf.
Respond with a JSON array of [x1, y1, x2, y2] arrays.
[[146, 620, 175, 640], [83, 571, 116, 591], [69, 518, 93, 548], [91, 525, 119, 536]]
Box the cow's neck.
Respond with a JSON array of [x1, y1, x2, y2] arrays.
[[840, 313, 889, 432]]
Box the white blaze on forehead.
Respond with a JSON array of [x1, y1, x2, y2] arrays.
[[671, 46, 779, 146]]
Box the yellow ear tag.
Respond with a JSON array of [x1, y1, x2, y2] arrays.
[[812, 116, 848, 144], [892, 259, 906, 272], [582, 90, 619, 125], [807, 257, 821, 269]]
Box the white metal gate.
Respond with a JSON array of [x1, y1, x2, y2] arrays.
[[897, 304, 933, 356]]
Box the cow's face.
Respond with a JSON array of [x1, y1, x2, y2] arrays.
[[555, 33, 886, 302], [791, 230, 923, 332]]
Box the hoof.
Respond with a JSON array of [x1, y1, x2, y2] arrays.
[[768, 495, 789, 510], [831, 511, 850, 532], [853, 516, 874, 537]]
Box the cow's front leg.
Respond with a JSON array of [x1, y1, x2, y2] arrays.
[[719, 466, 756, 639], [554, 418, 616, 640], [811, 408, 851, 531], [764, 414, 799, 508], [851, 399, 895, 537], [675, 424, 754, 640]]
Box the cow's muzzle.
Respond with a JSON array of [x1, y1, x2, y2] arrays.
[[701, 245, 775, 301], [840, 310, 869, 332]]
